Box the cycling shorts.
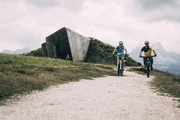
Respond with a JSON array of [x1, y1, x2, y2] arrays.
[[117, 53, 125, 59]]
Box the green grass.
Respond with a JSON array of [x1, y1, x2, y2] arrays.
[[128, 67, 180, 104], [0, 54, 116, 104], [1, 53, 180, 107]]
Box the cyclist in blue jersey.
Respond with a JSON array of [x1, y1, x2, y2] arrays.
[[112, 41, 128, 66]]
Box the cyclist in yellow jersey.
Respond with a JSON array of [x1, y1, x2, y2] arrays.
[[139, 41, 157, 70]]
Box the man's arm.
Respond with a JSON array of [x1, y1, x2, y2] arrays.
[[153, 50, 157, 56], [112, 48, 116, 54], [139, 51, 142, 57], [125, 48, 128, 54], [139, 47, 143, 57]]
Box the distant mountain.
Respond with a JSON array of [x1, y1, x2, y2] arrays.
[[1, 47, 31, 54], [1, 49, 14, 54], [130, 43, 180, 75], [168, 52, 180, 62]]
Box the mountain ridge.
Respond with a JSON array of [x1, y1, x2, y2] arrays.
[[1, 47, 31, 54]]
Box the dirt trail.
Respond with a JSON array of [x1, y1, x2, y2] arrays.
[[0, 70, 180, 120]]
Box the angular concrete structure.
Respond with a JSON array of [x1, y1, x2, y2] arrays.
[[42, 27, 90, 62], [41, 42, 47, 57]]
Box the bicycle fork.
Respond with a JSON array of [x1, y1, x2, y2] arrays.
[[117, 60, 124, 69], [117, 59, 124, 76]]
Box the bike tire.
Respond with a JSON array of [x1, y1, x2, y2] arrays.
[[121, 61, 123, 76], [117, 62, 120, 76], [147, 63, 150, 77], [121, 69, 123, 76], [120, 70, 123, 76]]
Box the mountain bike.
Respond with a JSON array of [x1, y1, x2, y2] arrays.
[[140, 55, 156, 78], [115, 54, 128, 76]]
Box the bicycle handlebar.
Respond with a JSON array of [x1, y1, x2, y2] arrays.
[[139, 55, 157, 58]]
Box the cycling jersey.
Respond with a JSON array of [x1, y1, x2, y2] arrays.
[[141, 46, 154, 56], [116, 45, 125, 58], [116, 46, 124, 52]]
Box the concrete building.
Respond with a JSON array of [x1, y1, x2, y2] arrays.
[[42, 27, 90, 62]]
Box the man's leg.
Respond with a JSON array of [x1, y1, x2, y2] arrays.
[[150, 57, 153, 70], [143, 58, 147, 73], [117, 58, 120, 70], [121, 57, 124, 70]]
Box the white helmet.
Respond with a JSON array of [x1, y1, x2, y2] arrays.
[[119, 41, 123, 44], [145, 41, 149, 44]]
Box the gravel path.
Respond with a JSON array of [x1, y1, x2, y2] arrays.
[[0, 71, 180, 120]]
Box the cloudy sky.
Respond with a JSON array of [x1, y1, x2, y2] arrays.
[[0, 0, 180, 53]]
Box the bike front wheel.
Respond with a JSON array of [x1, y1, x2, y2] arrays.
[[147, 63, 150, 77], [117, 62, 120, 76], [121, 70, 123, 76]]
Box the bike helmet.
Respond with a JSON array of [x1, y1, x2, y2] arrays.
[[145, 41, 149, 44], [119, 41, 123, 44]]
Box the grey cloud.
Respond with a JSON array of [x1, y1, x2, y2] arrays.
[[27, 0, 60, 7], [0, 0, 17, 2], [155, 10, 180, 22], [27, 0, 85, 11], [137, 0, 180, 9], [136, 0, 180, 22]]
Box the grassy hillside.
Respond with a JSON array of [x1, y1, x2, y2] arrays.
[[85, 38, 139, 66], [0, 53, 116, 104], [24, 48, 43, 57]]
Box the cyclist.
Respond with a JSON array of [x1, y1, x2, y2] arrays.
[[112, 41, 128, 68], [139, 41, 157, 70]]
